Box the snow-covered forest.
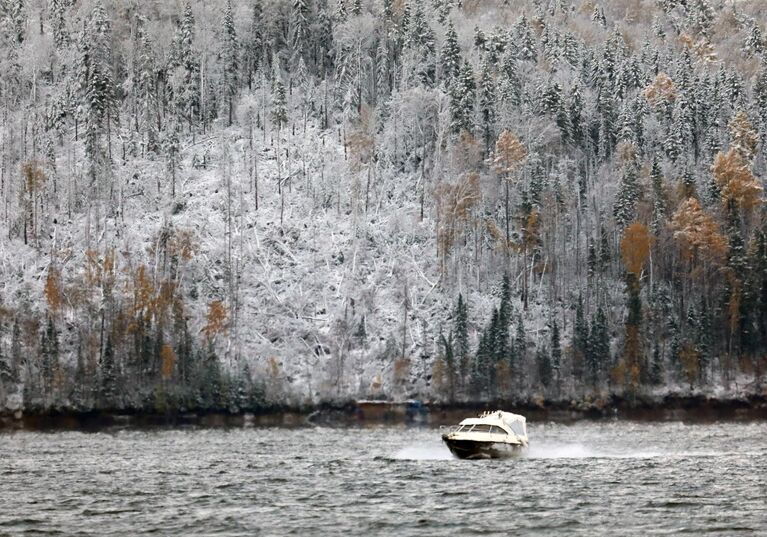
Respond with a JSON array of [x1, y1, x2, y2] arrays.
[[0, 0, 766, 414]]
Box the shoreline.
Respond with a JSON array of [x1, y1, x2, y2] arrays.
[[1, 394, 766, 432]]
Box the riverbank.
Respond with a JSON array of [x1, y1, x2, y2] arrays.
[[1, 394, 766, 431]]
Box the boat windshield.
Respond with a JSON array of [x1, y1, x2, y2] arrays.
[[460, 424, 507, 435], [508, 420, 526, 437]]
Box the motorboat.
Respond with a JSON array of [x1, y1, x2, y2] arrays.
[[441, 410, 528, 459]]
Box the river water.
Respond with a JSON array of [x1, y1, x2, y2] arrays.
[[1, 420, 765, 536]]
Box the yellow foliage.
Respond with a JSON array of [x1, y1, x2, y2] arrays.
[[345, 127, 374, 172], [44, 266, 63, 314], [22, 161, 47, 194], [678, 33, 716, 62], [712, 148, 763, 210], [132, 265, 155, 316], [643, 72, 676, 106], [493, 130, 528, 176], [267, 357, 281, 380], [160, 344, 176, 380], [203, 300, 228, 341], [393, 357, 410, 385], [369, 372, 383, 394], [617, 141, 637, 165], [431, 358, 446, 394], [496, 360, 512, 396], [168, 229, 197, 262], [436, 172, 480, 266], [523, 210, 541, 250], [728, 111, 759, 160], [679, 341, 700, 387], [671, 197, 728, 263], [620, 223, 652, 275]]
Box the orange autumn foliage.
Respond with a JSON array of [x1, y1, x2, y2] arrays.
[[436, 172, 480, 267], [643, 72, 676, 106], [728, 111, 758, 160], [671, 197, 728, 263], [712, 148, 762, 210], [160, 344, 176, 380], [44, 266, 63, 314], [493, 130, 528, 176], [203, 300, 228, 341], [621, 223, 652, 275]]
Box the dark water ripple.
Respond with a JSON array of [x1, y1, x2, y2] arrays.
[[1, 421, 766, 536]]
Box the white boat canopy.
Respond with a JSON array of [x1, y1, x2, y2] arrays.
[[459, 410, 527, 437]]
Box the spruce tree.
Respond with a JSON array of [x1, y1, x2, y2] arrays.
[[613, 161, 640, 230], [136, 22, 159, 155], [77, 1, 118, 186], [100, 335, 117, 408], [439, 332, 456, 401], [550, 318, 562, 390], [513, 15, 536, 62], [478, 58, 496, 154], [499, 50, 521, 106], [219, 0, 239, 126], [40, 317, 60, 403], [290, 0, 311, 64], [440, 21, 461, 87], [650, 340, 663, 385], [588, 307, 610, 386], [573, 294, 588, 379], [536, 345, 552, 388], [243, 0, 264, 90], [0, 336, 16, 390], [650, 155, 666, 234], [450, 61, 475, 134], [454, 293, 470, 386], [170, 2, 200, 131], [271, 79, 288, 131], [7, 0, 26, 44], [50, 0, 68, 49]]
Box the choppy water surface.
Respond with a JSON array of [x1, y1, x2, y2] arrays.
[[1, 420, 766, 536]]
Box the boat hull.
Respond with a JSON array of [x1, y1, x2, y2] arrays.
[[442, 436, 525, 460]]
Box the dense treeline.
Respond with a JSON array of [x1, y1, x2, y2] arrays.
[[1, 0, 766, 414]]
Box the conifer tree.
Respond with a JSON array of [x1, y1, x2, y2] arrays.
[[243, 0, 264, 90], [170, 2, 200, 131], [613, 161, 640, 230], [7, 0, 26, 44], [50, 0, 68, 49], [136, 22, 159, 155], [0, 336, 16, 391], [77, 1, 118, 187], [439, 332, 456, 401], [219, 0, 239, 126], [454, 293, 470, 385], [271, 78, 288, 131], [650, 155, 666, 235], [550, 318, 561, 390], [588, 307, 610, 385], [499, 50, 521, 106], [478, 58, 496, 154], [450, 61, 475, 134], [100, 335, 117, 407], [290, 0, 311, 66], [40, 317, 60, 402], [513, 15, 536, 62], [573, 294, 588, 378], [440, 21, 461, 87], [536, 345, 552, 388]]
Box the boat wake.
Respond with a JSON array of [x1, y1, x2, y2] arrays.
[[392, 444, 454, 460], [526, 442, 662, 459], [392, 442, 667, 461]]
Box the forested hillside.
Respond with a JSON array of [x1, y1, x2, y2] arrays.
[[1, 0, 766, 414]]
